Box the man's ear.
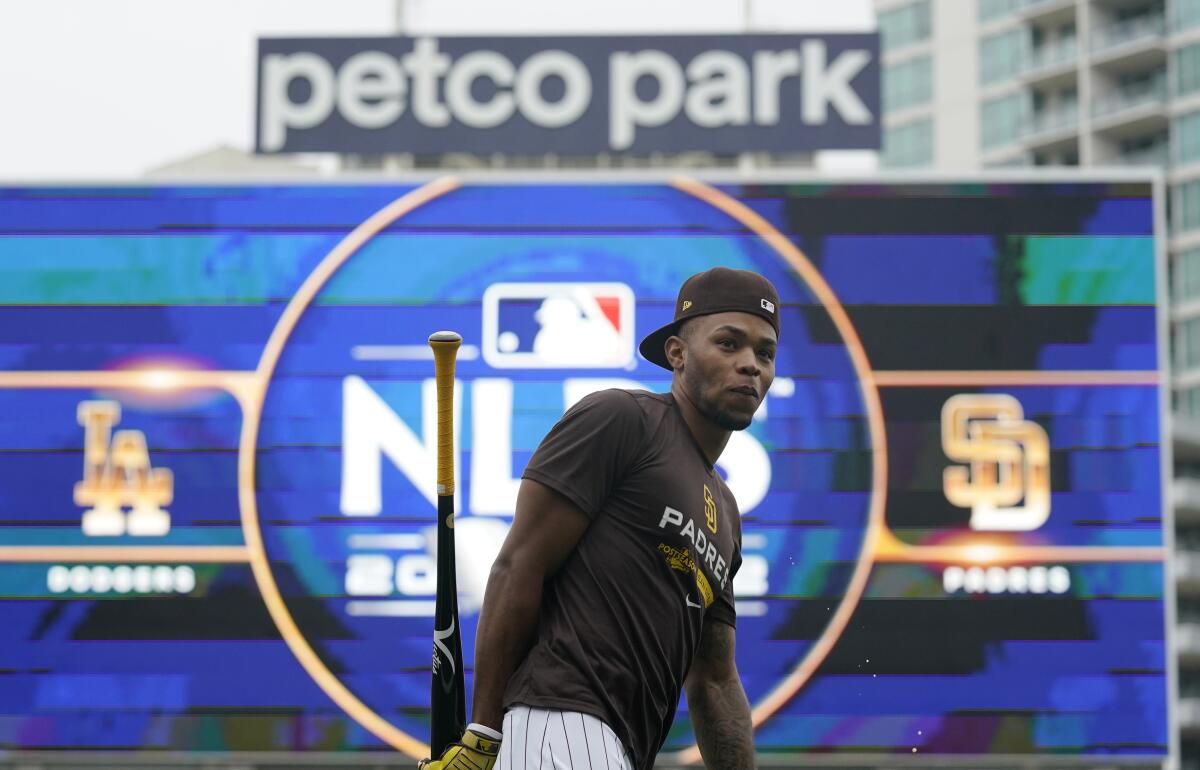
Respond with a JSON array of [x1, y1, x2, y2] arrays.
[[664, 335, 686, 371]]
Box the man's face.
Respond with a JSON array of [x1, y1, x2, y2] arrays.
[[674, 311, 777, 431]]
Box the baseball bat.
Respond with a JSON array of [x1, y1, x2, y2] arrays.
[[428, 330, 466, 758]]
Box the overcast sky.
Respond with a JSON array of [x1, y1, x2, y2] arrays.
[[0, 0, 873, 180]]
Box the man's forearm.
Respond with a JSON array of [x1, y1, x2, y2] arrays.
[[688, 675, 756, 770], [470, 560, 543, 731]]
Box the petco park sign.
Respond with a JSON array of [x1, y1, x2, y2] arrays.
[[255, 33, 880, 155]]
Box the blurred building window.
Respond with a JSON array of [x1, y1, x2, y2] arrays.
[[979, 0, 1019, 22], [884, 56, 934, 111], [1178, 520, 1200, 546], [1175, 248, 1200, 303], [1180, 180, 1200, 233], [981, 28, 1028, 84], [1178, 112, 1200, 165], [1176, 42, 1200, 96], [1119, 131, 1169, 165], [1182, 670, 1200, 702], [1177, 315, 1200, 370], [882, 119, 934, 167], [1176, 0, 1200, 30], [1178, 386, 1200, 418], [879, 1, 932, 52], [1181, 596, 1200, 620], [981, 92, 1027, 148]]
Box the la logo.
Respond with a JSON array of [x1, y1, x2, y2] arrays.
[[74, 401, 173, 537]]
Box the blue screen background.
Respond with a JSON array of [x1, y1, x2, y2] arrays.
[[0, 181, 1167, 760]]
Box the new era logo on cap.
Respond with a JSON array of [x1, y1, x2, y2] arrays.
[[761, 298, 776, 314]]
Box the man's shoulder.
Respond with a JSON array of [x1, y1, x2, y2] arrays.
[[712, 474, 742, 526], [574, 387, 671, 414], [715, 474, 741, 508]]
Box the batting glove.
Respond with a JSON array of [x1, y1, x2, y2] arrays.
[[418, 725, 501, 770]]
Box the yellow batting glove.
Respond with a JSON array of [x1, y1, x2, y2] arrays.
[[418, 726, 501, 770]]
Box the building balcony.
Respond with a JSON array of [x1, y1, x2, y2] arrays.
[[1178, 622, 1200, 663], [1016, 0, 1077, 25], [1091, 77, 1169, 133], [1182, 697, 1200, 734], [1093, 77, 1167, 117], [1175, 412, 1200, 462], [1175, 476, 1200, 524], [1020, 105, 1080, 150], [1115, 143, 1170, 166], [980, 144, 1031, 168], [1177, 234, 1200, 262], [1091, 14, 1167, 59], [1178, 551, 1200, 595], [1020, 38, 1079, 86]]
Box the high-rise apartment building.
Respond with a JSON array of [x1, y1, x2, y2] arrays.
[[877, 0, 1200, 764]]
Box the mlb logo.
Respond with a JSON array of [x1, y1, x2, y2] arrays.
[[482, 283, 636, 368]]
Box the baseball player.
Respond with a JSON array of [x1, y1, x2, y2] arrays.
[[421, 267, 778, 770]]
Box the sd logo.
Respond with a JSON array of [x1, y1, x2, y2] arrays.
[[941, 394, 1050, 532]]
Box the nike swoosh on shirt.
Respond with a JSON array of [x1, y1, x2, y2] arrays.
[[685, 594, 703, 610]]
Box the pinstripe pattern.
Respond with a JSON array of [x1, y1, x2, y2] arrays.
[[499, 705, 634, 770]]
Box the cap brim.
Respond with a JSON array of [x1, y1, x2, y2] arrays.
[[638, 319, 683, 371]]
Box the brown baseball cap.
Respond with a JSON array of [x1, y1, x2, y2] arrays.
[[639, 267, 781, 371]]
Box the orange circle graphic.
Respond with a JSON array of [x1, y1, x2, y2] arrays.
[[236, 177, 889, 761]]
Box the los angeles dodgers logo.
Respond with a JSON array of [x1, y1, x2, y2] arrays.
[[75, 400, 173, 537]]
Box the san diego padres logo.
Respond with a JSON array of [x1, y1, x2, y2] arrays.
[[941, 394, 1050, 532]]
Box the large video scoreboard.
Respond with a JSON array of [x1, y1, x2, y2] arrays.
[[0, 178, 1170, 764]]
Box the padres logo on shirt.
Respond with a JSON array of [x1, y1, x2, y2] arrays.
[[703, 484, 717, 534]]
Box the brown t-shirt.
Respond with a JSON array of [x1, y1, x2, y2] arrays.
[[507, 388, 742, 770]]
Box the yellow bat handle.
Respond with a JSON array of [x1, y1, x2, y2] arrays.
[[429, 331, 462, 497]]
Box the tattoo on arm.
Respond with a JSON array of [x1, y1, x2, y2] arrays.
[[687, 622, 756, 770]]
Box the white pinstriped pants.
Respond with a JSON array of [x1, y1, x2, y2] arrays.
[[498, 704, 635, 770]]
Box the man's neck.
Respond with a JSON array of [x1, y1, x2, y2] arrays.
[[670, 380, 731, 468]]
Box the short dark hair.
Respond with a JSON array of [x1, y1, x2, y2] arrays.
[[676, 317, 700, 343]]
